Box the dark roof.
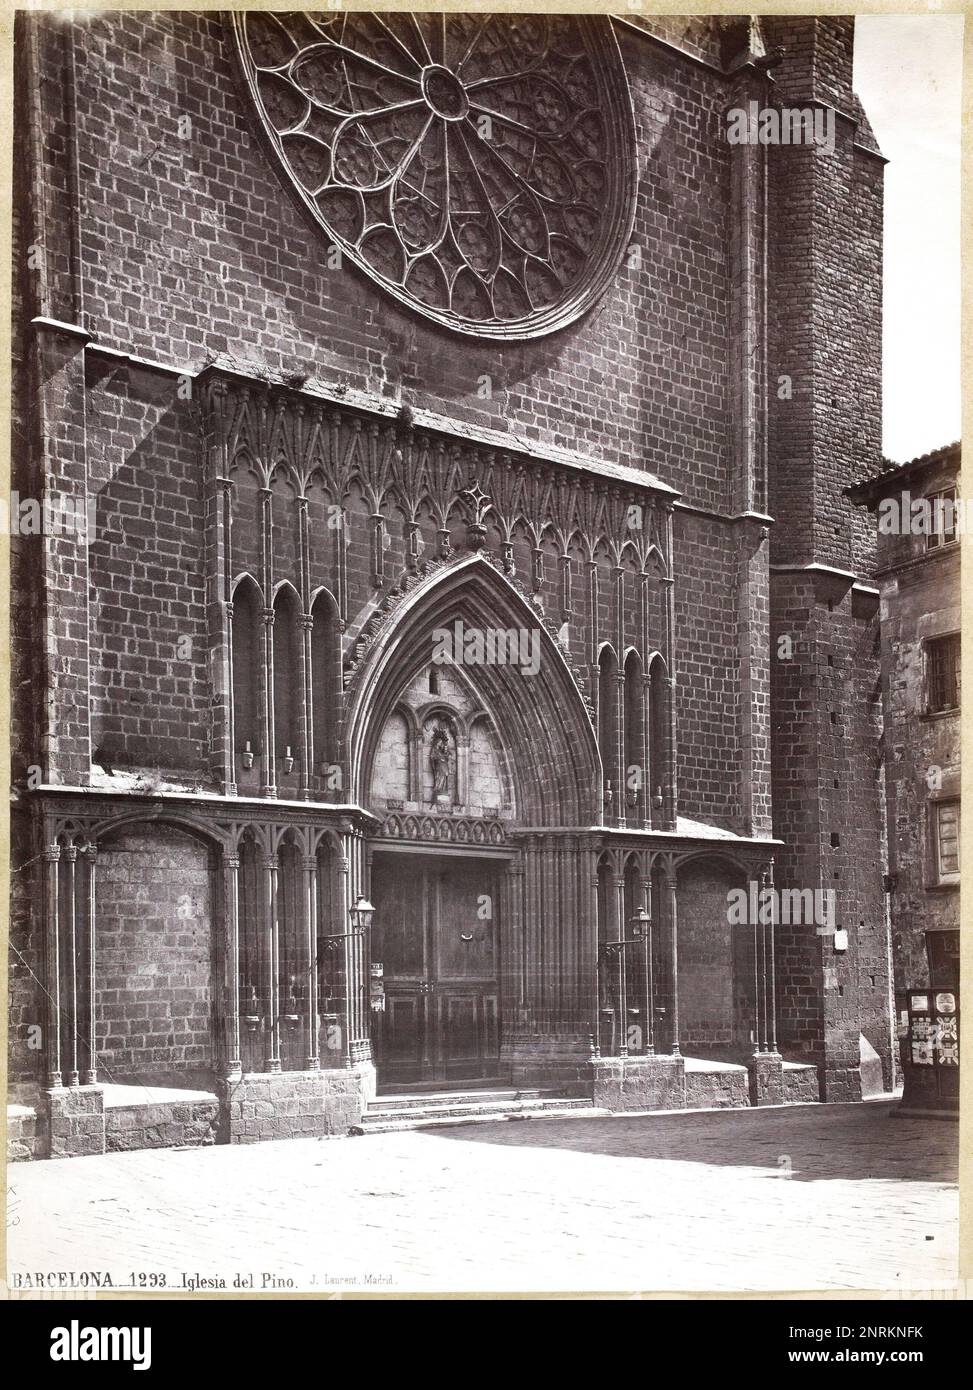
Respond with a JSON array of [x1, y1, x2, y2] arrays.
[[845, 441, 961, 507]]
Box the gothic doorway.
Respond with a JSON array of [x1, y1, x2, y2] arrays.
[[370, 851, 501, 1086]]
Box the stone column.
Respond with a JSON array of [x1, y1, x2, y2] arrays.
[[504, 857, 526, 1024], [336, 850, 352, 1066], [223, 849, 242, 1078], [523, 834, 538, 1026], [752, 871, 766, 1053], [303, 855, 320, 1069], [213, 461, 236, 795], [560, 836, 578, 1023], [579, 837, 599, 1054], [661, 507, 678, 830], [64, 843, 79, 1086], [613, 873, 627, 1056], [641, 670, 653, 829], [748, 858, 784, 1105], [640, 861, 655, 1055], [456, 731, 470, 807], [766, 857, 779, 1052], [223, 598, 237, 796], [44, 843, 62, 1088], [83, 844, 97, 1085], [264, 854, 281, 1072], [664, 862, 680, 1057]]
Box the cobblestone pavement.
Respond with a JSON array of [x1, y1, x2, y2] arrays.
[[5, 1100, 959, 1295]]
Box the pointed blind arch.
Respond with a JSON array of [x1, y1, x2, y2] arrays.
[[272, 585, 302, 775], [624, 648, 644, 819], [310, 588, 341, 789], [598, 644, 618, 812], [231, 576, 262, 776]]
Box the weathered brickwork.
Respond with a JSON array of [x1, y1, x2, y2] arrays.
[[9, 13, 894, 1151], [760, 15, 891, 1098], [95, 827, 215, 1082], [85, 370, 211, 776], [677, 860, 754, 1050]]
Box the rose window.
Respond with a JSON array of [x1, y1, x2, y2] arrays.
[[231, 11, 636, 339]]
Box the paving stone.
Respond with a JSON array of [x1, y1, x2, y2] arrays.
[[5, 1101, 957, 1295]]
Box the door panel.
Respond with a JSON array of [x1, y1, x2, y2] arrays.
[[371, 854, 501, 1085], [383, 991, 425, 1077], [379, 858, 426, 978], [439, 990, 500, 1079], [435, 869, 496, 981]]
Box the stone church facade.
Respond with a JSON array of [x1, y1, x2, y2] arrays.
[[9, 12, 895, 1157]]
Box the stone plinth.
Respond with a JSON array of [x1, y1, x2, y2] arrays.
[[217, 1065, 375, 1144], [747, 1051, 785, 1107], [501, 1033, 593, 1096], [592, 1054, 686, 1112], [48, 1087, 105, 1159]]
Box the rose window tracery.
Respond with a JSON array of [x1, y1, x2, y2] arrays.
[[231, 11, 636, 338]]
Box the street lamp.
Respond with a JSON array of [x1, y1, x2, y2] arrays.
[[348, 895, 375, 935], [320, 895, 375, 953], [629, 905, 652, 941]]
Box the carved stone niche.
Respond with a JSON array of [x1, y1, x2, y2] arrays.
[[367, 660, 515, 820]]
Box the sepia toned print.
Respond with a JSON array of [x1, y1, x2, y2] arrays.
[[5, 8, 960, 1300]]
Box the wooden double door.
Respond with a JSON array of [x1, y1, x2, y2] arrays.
[[370, 852, 501, 1086]]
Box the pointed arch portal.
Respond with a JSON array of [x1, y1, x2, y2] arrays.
[[346, 556, 602, 1085], [347, 555, 601, 824]]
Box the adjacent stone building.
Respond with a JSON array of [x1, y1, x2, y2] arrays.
[[8, 11, 895, 1158], [849, 443, 961, 1115]]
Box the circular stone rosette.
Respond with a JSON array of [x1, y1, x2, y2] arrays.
[[231, 11, 637, 339]]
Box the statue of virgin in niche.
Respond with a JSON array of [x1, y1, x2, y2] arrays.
[[429, 723, 453, 801]]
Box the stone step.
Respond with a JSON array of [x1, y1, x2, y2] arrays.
[[361, 1094, 605, 1133], [368, 1086, 546, 1112]]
